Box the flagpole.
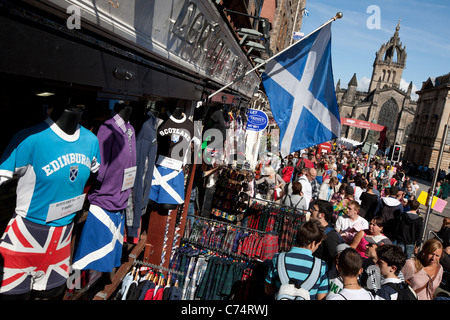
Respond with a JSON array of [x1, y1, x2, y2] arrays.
[[207, 12, 343, 101], [290, 1, 302, 45]]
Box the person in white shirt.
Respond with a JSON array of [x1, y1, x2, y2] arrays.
[[412, 180, 420, 197], [354, 178, 367, 205], [298, 168, 316, 206], [326, 247, 375, 300], [335, 200, 369, 244]]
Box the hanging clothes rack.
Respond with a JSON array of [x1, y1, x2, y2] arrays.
[[193, 214, 266, 234], [182, 214, 280, 262], [246, 196, 309, 252], [248, 196, 309, 215], [181, 239, 254, 262], [133, 259, 185, 276]]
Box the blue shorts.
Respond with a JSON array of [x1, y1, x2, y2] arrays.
[[72, 204, 124, 273], [149, 165, 185, 205]]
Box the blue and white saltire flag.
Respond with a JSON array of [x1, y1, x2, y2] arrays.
[[293, 31, 304, 41], [262, 23, 340, 158]]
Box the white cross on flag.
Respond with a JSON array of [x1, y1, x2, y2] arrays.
[[262, 23, 341, 158]]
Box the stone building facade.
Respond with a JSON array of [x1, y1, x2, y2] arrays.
[[405, 73, 450, 170], [337, 22, 416, 152], [260, 0, 306, 58]]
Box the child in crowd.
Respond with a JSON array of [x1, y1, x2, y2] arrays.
[[326, 247, 375, 300], [328, 243, 350, 295], [375, 244, 417, 300]]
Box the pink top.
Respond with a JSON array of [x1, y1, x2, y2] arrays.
[[355, 232, 391, 258], [402, 258, 443, 300], [355, 234, 370, 258]]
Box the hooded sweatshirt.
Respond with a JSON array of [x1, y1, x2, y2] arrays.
[[395, 211, 424, 246], [376, 197, 403, 240], [282, 166, 294, 182]]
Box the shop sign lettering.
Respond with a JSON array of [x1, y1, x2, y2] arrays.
[[171, 1, 257, 94]]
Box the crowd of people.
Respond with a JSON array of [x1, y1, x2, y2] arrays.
[[251, 145, 450, 300]]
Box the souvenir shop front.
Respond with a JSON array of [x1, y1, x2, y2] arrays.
[[0, 0, 269, 300]]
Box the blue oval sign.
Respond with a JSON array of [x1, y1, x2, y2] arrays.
[[246, 108, 268, 131]]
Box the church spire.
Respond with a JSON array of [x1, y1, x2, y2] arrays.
[[406, 81, 413, 96], [368, 21, 406, 92], [394, 19, 400, 38], [389, 19, 402, 46], [348, 73, 358, 87]]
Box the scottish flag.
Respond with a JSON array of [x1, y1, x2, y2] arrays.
[[262, 23, 340, 158]]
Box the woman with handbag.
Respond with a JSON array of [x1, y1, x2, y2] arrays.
[[256, 165, 285, 201], [401, 238, 444, 300]]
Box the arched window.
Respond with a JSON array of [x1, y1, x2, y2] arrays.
[[378, 98, 398, 131], [378, 98, 398, 143]]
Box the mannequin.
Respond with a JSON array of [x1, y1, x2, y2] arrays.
[[147, 102, 199, 210], [147, 103, 185, 210], [130, 102, 160, 238], [54, 106, 83, 135], [0, 104, 100, 299], [144, 101, 199, 266], [170, 105, 184, 120], [149, 102, 160, 118], [72, 103, 136, 273], [115, 103, 133, 123]]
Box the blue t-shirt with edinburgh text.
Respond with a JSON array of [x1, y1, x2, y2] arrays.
[[0, 118, 100, 226]]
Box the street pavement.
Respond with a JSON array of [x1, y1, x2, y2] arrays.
[[410, 176, 449, 242]]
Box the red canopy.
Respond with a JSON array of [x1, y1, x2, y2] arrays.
[[341, 118, 385, 131]]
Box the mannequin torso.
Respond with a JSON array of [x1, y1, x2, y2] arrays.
[[54, 107, 83, 135]]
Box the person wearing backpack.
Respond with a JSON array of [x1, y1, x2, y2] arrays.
[[326, 247, 375, 300], [265, 220, 329, 300], [282, 181, 308, 211], [374, 244, 418, 300]]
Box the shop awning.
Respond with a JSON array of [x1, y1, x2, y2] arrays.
[[336, 138, 363, 148]]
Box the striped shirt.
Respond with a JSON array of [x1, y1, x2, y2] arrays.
[[266, 247, 329, 299]]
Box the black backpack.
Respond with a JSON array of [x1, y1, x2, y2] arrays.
[[384, 282, 418, 300]]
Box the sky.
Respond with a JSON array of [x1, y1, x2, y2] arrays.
[[297, 0, 450, 100]]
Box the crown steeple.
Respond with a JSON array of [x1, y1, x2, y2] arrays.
[[368, 21, 406, 92]]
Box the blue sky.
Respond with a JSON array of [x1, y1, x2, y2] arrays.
[[298, 0, 450, 100]]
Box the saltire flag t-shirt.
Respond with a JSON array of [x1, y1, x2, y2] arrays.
[[149, 113, 201, 205], [0, 118, 101, 227]]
